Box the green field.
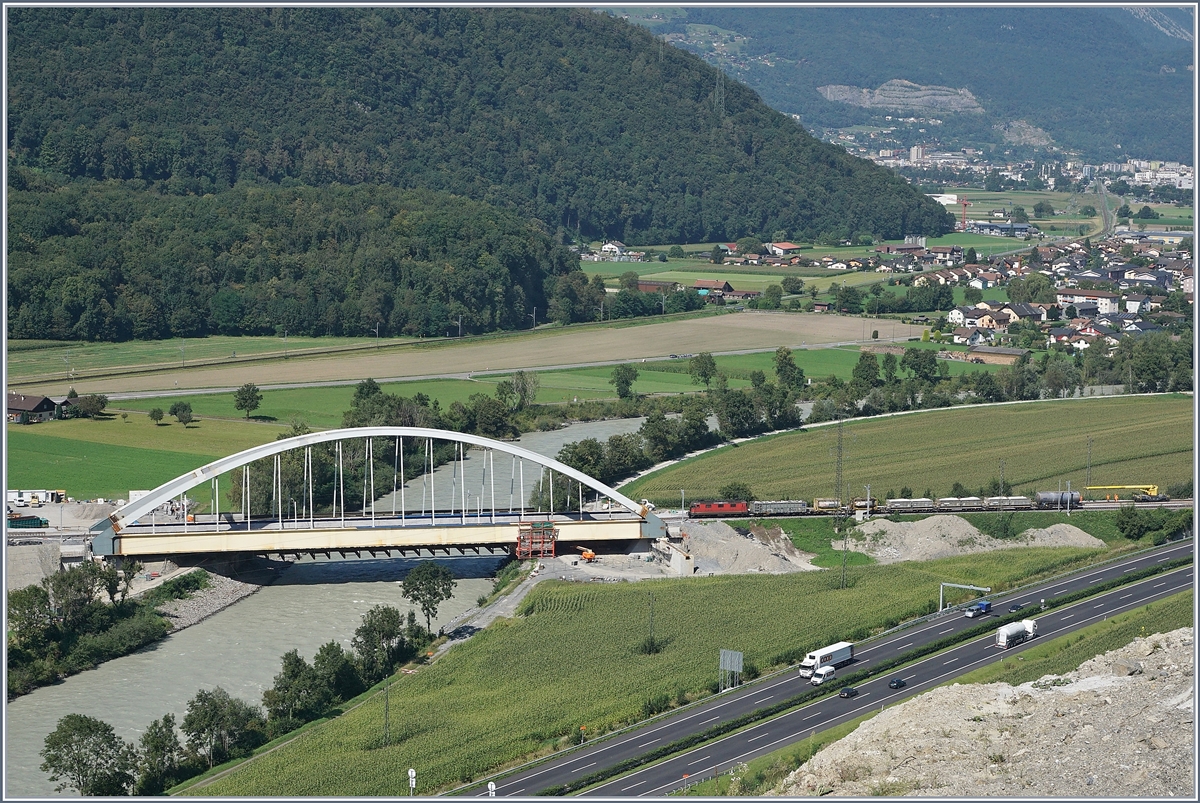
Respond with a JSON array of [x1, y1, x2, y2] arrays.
[[184, 544, 1115, 796], [623, 395, 1194, 505]]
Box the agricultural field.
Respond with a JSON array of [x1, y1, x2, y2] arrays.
[[623, 395, 1194, 506], [184, 544, 1111, 796], [5, 334, 413, 383], [19, 313, 921, 398]]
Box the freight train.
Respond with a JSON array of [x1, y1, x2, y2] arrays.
[[687, 491, 1086, 519]]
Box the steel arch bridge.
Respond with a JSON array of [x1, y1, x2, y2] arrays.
[[89, 427, 666, 558]]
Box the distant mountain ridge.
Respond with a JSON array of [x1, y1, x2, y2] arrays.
[[647, 6, 1194, 162]]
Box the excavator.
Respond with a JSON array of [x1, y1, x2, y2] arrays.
[[575, 546, 597, 563], [1085, 485, 1170, 503]]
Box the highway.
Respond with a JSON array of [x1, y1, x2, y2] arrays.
[[464, 540, 1193, 796]]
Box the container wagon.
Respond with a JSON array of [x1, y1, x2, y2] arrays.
[[813, 498, 843, 511], [749, 500, 809, 516], [885, 498, 936, 512], [982, 496, 1033, 510], [936, 496, 983, 511], [1034, 491, 1082, 509]]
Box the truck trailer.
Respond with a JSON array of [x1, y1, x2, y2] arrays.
[[996, 619, 1038, 648], [797, 641, 855, 677], [964, 600, 992, 618]]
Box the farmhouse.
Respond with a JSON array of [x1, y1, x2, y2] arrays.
[[766, 242, 802, 256], [7, 392, 59, 423], [1055, 289, 1119, 315], [637, 279, 681, 293]]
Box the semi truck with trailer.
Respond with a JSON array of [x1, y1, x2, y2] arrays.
[[798, 641, 855, 678], [996, 620, 1038, 648]]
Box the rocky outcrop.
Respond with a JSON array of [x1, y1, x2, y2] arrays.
[[817, 79, 984, 113], [771, 627, 1194, 797]]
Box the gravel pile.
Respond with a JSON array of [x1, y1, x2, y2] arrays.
[[773, 627, 1195, 797], [845, 516, 1105, 564], [154, 571, 263, 630], [681, 521, 819, 574]]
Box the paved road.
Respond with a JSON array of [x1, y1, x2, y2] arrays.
[[458, 540, 1193, 796]]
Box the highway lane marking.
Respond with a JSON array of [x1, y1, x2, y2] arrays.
[[1123, 567, 1138, 573], [1153, 582, 1167, 588], [1119, 593, 1133, 599], [746, 733, 769, 743], [1158, 555, 1173, 562], [1062, 614, 1074, 621], [751, 694, 774, 704], [938, 628, 953, 634], [621, 781, 646, 791], [943, 657, 958, 665], [510, 790, 524, 796], [1094, 604, 1105, 609], [699, 716, 719, 725], [634, 565, 1183, 797], [638, 739, 660, 748], [686, 755, 711, 766], [571, 762, 596, 773], [899, 642, 913, 650]]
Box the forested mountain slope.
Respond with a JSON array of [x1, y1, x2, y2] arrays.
[[653, 6, 1194, 162], [6, 177, 575, 341], [7, 7, 952, 247]]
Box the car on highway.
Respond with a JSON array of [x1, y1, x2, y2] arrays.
[[887, 677, 906, 689], [1008, 603, 1024, 613], [838, 687, 858, 698]]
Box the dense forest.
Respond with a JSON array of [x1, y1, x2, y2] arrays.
[[656, 7, 1194, 163], [7, 177, 575, 340], [7, 7, 953, 251]]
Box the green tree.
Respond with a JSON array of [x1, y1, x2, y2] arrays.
[[401, 561, 457, 632], [964, 247, 978, 264], [168, 401, 193, 426], [618, 271, 640, 291], [352, 605, 406, 685], [667, 245, 685, 259], [709, 246, 725, 265], [984, 170, 1003, 192], [735, 236, 764, 255], [511, 370, 540, 410], [40, 714, 137, 796], [851, 351, 880, 389], [1010, 206, 1029, 224], [719, 481, 755, 501], [899, 346, 938, 383], [134, 714, 183, 796], [773, 346, 804, 390], [1079, 205, 1097, 217], [74, 394, 108, 418], [263, 649, 332, 729], [233, 382, 262, 419], [760, 284, 783, 309], [181, 687, 263, 768], [688, 352, 717, 388], [313, 640, 365, 703], [1032, 201, 1054, 218], [780, 276, 804, 294], [1115, 203, 1132, 218], [881, 351, 898, 384], [609, 363, 639, 399], [6, 583, 53, 647]]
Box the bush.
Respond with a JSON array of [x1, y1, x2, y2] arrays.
[[720, 482, 755, 501]]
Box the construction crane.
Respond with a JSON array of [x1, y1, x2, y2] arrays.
[[1085, 485, 1169, 502], [575, 546, 597, 563], [958, 197, 972, 231]]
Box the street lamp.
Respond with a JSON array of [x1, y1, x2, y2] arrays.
[[680, 489, 685, 513], [373, 321, 381, 348], [529, 309, 537, 329]]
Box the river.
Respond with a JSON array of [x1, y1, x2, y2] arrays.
[[3, 417, 645, 798]]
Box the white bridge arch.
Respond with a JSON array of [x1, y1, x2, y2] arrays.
[[90, 427, 665, 557]]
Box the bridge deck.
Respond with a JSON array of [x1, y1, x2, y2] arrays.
[[110, 514, 646, 556]]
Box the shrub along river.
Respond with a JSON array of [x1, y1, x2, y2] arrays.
[[5, 418, 643, 797]]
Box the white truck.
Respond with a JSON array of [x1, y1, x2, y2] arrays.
[[798, 641, 855, 679], [996, 619, 1038, 649]]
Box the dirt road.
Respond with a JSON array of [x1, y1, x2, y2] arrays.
[[28, 312, 919, 397]]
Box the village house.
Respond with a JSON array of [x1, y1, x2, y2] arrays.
[[951, 326, 990, 346], [766, 242, 802, 257], [1055, 288, 1119, 315], [7, 392, 61, 423]]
